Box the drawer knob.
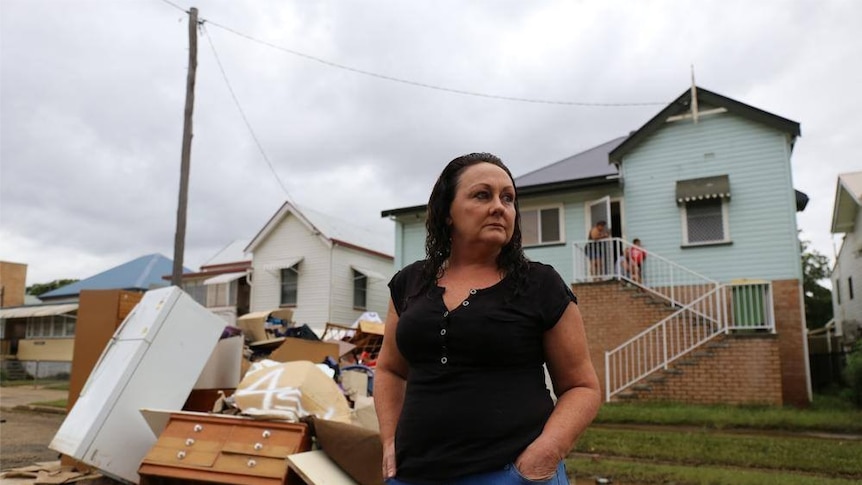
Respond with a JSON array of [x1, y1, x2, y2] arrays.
[[254, 443, 263, 451], [262, 430, 271, 439], [177, 451, 186, 460], [247, 459, 257, 468], [193, 424, 203, 432], [185, 438, 195, 446]]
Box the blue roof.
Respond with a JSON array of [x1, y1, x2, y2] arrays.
[[39, 254, 190, 300]]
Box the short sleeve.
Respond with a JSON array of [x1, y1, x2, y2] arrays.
[[530, 263, 577, 330], [387, 261, 424, 316]]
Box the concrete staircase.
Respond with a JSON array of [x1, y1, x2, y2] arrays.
[[2, 358, 29, 381], [615, 340, 732, 401]]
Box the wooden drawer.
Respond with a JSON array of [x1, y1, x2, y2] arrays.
[[139, 413, 311, 485], [143, 445, 218, 468], [213, 452, 286, 478], [160, 418, 232, 442]]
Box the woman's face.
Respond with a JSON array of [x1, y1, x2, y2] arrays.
[[448, 162, 517, 250]]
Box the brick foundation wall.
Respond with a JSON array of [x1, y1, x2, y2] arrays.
[[772, 279, 811, 407], [573, 281, 677, 398], [639, 334, 783, 405], [574, 279, 806, 407]]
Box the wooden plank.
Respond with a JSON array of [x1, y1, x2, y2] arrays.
[[286, 451, 359, 485]]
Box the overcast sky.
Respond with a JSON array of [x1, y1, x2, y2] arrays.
[[1, 0, 859, 286]]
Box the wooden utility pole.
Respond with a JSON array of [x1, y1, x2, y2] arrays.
[[172, 7, 198, 286]]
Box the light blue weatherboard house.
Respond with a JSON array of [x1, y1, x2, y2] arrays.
[[382, 86, 811, 407]]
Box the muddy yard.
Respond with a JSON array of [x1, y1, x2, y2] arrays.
[[0, 409, 65, 469]]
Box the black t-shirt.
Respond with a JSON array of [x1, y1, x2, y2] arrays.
[[388, 260, 577, 484]]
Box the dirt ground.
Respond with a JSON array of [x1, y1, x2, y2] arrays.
[[0, 409, 66, 470]]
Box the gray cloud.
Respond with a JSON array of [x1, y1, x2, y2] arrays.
[[1, 0, 858, 285]]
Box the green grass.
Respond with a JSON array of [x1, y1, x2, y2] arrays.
[[567, 456, 862, 485], [595, 400, 862, 434], [574, 427, 862, 477], [0, 379, 69, 389], [42, 382, 70, 391], [30, 398, 68, 408]]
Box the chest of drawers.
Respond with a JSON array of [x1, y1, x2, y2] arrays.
[[139, 413, 311, 485]]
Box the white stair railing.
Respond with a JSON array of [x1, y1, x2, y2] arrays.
[[572, 238, 720, 308], [604, 286, 726, 401], [602, 281, 776, 401]]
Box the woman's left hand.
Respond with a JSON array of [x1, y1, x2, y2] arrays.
[[513, 438, 561, 480]]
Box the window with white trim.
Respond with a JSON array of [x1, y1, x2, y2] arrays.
[[25, 315, 77, 339], [353, 270, 368, 309], [182, 280, 207, 306], [521, 205, 563, 246], [681, 198, 730, 245], [280, 264, 300, 306], [208, 281, 238, 307]]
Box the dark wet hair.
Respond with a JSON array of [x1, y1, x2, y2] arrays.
[[421, 152, 529, 295]]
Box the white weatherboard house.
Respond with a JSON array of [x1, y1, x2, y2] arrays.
[[830, 171, 862, 344], [245, 201, 394, 335], [383, 86, 812, 407]]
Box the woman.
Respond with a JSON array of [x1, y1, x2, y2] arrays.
[[374, 153, 601, 484]]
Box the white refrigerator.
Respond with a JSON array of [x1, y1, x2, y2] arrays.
[[50, 286, 226, 484]]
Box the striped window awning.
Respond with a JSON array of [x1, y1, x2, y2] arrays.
[[676, 175, 731, 203]]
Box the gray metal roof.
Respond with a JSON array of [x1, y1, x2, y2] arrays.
[[514, 136, 626, 188]]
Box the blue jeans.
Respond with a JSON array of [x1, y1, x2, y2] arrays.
[[385, 461, 568, 485]]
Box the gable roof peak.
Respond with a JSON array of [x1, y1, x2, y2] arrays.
[[610, 85, 801, 164]]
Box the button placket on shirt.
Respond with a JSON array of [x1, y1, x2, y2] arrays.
[[439, 289, 477, 366], [440, 310, 450, 365]]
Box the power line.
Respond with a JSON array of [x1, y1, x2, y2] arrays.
[[201, 23, 296, 203], [203, 19, 666, 107], [156, 1, 666, 107], [157, 0, 187, 14]]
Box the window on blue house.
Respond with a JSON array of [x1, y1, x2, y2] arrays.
[[521, 205, 563, 246], [676, 175, 731, 247], [681, 198, 730, 245]]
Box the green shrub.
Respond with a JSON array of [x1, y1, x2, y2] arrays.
[[844, 341, 862, 408]]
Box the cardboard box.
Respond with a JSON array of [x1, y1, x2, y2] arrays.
[[356, 321, 384, 336], [234, 360, 351, 423], [269, 337, 340, 364], [350, 396, 379, 432], [237, 309, 294, 343]]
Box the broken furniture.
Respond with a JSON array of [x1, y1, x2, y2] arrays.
[[138, 413, 311, 485], [50, 286, 227, 484]]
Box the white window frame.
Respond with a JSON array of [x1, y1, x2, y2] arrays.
[[24, 315, 76, 339], [182, 280, 208, 307], [353, 269, 368, 310], [521, 203, 565, 247], [280, 264, 300, 307], [680, 198, 731, 246]]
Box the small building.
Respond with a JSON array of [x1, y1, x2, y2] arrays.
[[176, 240, 252, 325], [829, 171, 862, 345], [245, 201, 394, 335]]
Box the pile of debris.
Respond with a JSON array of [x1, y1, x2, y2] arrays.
[[36, 287, 386, 485]]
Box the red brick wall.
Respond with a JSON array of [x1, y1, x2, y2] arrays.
[[772, 279, 811, 407], [574, 281, 677, 398], [574, 279, 806, 407], [639, 334, 783, 405]]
